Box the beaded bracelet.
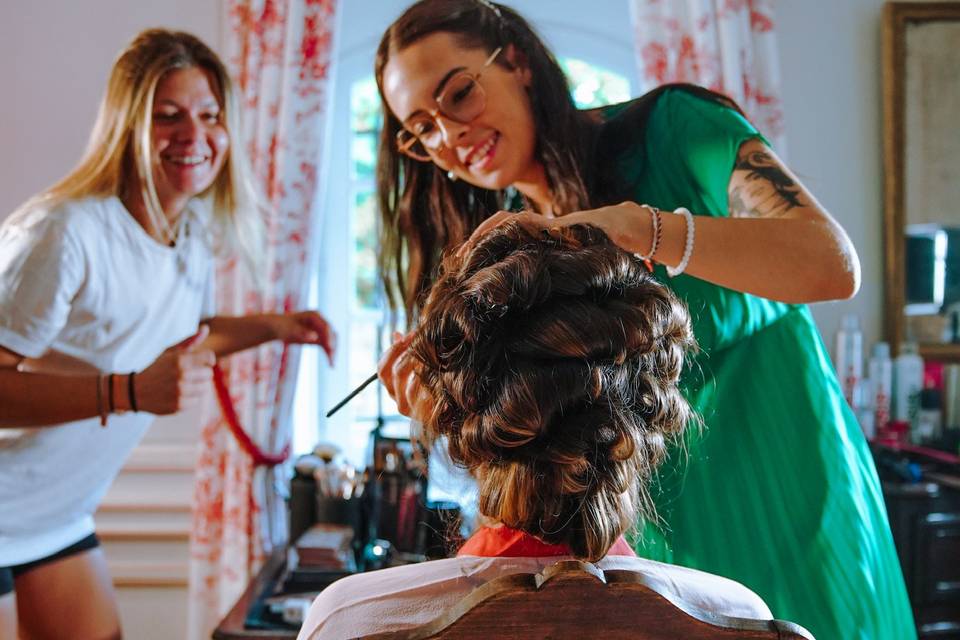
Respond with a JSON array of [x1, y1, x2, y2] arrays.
[[666, 207, 695, 277], [635, 205, 662, 271]]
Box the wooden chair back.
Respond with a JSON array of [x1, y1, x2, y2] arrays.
[[362, 560, 815, 640]]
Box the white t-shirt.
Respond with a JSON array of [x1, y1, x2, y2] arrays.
[[0, 195, 215, 565], [296, 554, 773, 640]]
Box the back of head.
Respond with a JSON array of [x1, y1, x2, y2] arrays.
[[412, 221, 695, 561]]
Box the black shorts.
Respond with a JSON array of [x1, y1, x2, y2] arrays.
[[0, 533, 100, 597]]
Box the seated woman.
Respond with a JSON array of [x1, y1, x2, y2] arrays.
[[297, 222, 772, 639]]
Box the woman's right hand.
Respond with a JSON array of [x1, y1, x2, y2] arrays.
[[378, 332, 433, 422], [135, 325, 215, 415]]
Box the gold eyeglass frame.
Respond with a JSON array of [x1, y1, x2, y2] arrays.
[[396, 47, 504, 162]]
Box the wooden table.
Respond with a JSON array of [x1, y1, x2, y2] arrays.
[[212, 548, 298, 640]]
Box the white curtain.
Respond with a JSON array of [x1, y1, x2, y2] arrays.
[[186, 1, 340, 638], [629, 0, 786, 151]]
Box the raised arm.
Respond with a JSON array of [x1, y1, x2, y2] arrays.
[[471, 138, 861, 304], [0, 311, 336, 428], [586, 138, 859, 303], [200, 311, 336, 363], [689, 138, 859, 302]]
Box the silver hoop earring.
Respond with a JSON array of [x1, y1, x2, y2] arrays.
[[447, 170, 457, 181]]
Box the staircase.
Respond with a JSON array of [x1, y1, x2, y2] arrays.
[[95, 407, 202, 640]]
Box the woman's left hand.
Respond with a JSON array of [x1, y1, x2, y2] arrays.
[[458, 204, 647, 257], [459, 148, 861, 303], [377, 332, 433, 422], [273, 311, 336, 365]]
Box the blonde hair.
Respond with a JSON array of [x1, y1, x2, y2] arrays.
[[28, 28, 263, 271]]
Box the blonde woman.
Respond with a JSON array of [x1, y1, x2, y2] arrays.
[[0, 29, 334, 639]]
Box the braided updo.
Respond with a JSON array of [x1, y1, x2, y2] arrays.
[[412, 220, 696, 561]]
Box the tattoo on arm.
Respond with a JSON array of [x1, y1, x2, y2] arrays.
[[728, 149, 806, 218]]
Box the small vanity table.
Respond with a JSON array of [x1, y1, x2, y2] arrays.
[[213, 549, 295, 640], [875, 442, 960, 638]]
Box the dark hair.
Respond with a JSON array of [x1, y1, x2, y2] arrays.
[[375, 0, 598, 321], [412, 221, 696, 561], [375, 1, 754, 322]]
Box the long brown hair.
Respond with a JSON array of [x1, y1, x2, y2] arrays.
[[375, 2, 753, 321], [412, 221, 696, 561], [375, 0, 598, 321]]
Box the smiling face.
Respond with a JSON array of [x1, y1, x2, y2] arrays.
[[382, 32, 541, 191], [148, 66, 229, 217]]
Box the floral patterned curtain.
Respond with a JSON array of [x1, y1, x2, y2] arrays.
[[629, 0, 786, 151], [187, 1, 339, 637]]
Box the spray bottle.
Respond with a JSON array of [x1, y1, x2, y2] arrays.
[[869, 342, 893, 436], [835, 314, 864, 408], [894, 342, 924, 435]]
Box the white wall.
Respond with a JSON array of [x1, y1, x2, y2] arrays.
[[337, 0, 635, 70], [777, 0, 888, 354], [0, 0, 220, 219], [0, 4, 220, 637]]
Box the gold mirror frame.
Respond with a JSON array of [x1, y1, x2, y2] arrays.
[[882, 1, 960, 361]]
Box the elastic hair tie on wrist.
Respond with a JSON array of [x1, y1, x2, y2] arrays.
[[128, 372, 139, 413], [97, 375, 108, 427]]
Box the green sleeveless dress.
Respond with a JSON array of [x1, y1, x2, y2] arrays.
[[603, 89, 916, 640]]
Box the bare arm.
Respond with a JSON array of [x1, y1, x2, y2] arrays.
[[201, 314, 278, 358], [472, 139, 861, 304], [0, 334, 214, 428], [201, 311, 336, 363], [0, 345, 105, 427], [383, 141, 861, 421], [0, 310, 335, 427], [597, 139, 860, 302]]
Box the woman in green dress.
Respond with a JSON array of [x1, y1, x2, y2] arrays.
[[373, 1, 916, 638]]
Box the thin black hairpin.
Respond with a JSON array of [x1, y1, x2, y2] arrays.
[[326, 372, 378, 418]]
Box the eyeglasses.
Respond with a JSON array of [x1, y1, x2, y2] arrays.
[[396, 47, 503, 162]]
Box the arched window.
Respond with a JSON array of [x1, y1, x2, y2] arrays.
[[295, 4, 637, 464]]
